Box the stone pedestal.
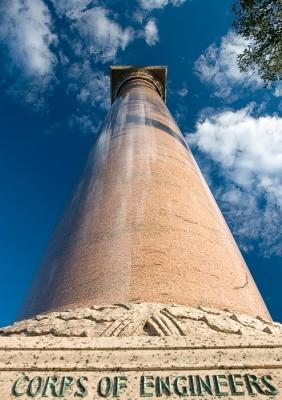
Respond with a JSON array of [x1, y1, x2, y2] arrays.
[[1, 303, 282, 399]]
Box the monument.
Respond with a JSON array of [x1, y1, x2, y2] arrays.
[[1, 66, 282, 399]]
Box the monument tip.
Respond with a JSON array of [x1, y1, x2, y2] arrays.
[[110, 65, 167, 104]]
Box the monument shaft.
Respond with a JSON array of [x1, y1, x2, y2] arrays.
[[21, 67, 270, 320], [3, 67, 282, 400]]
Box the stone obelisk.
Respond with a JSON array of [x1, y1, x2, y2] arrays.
[[20, 66, 269, 320], [1, 67, 282, 400]]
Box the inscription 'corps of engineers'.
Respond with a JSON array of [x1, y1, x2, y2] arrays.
[[11, 373, 279, 398]]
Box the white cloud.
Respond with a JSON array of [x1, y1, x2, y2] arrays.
[[45, 61, 109, 136], [0, 0, 57, 109], [215, 184, 282, 256], [274, 82, 282, 97], [194, 31, 262, 100], [68, 114, 102, 136], [139, 0, 186, 10], [76, 7, 134, 63], [174, 103, 188, 128], [51, 0, 93, 18], [68, 61, 110, 111], [0, 0, 57, 77], [174, 84, 189, 128], [144, 19, 159, 46], [177, 86, 188, 97], [0, 0, 167, 113], [0, 0, 186, 111], [186, 105, 282, 256]]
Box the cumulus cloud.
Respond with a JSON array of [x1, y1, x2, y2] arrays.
[[0, 0, 56, 77], [186, 105, 282, 256], [144, 19, 159, 45], [139, 0, 186, 10], [0, 0, 189, 111], [0, 0, 57, 107], [194, 31, 262, 100], [76, 7, 134, 63], [51, 2, 135, 64], [0, 1, 135, 109]]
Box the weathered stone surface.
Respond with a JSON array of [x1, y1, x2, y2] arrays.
[[1, 332, 282, 398], [1, 304, 282, 399], [1, 303, 282, 338], [20, 76, 270, 321]]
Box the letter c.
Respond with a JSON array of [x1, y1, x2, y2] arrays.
[[12, 376, 29, 397]]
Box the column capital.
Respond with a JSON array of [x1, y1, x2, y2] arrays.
[[110, 65, 167, 104]]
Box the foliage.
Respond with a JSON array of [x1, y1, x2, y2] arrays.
[[232, 0, 282, 83]]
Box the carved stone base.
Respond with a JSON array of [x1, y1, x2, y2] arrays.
[[2, 303, 282, 338], [1, 304, 282, 399]]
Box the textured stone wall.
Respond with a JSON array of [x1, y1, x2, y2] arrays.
[[1, 304, 282, 398]]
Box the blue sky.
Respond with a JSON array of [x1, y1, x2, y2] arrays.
[[0, 0, 281, 327]]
